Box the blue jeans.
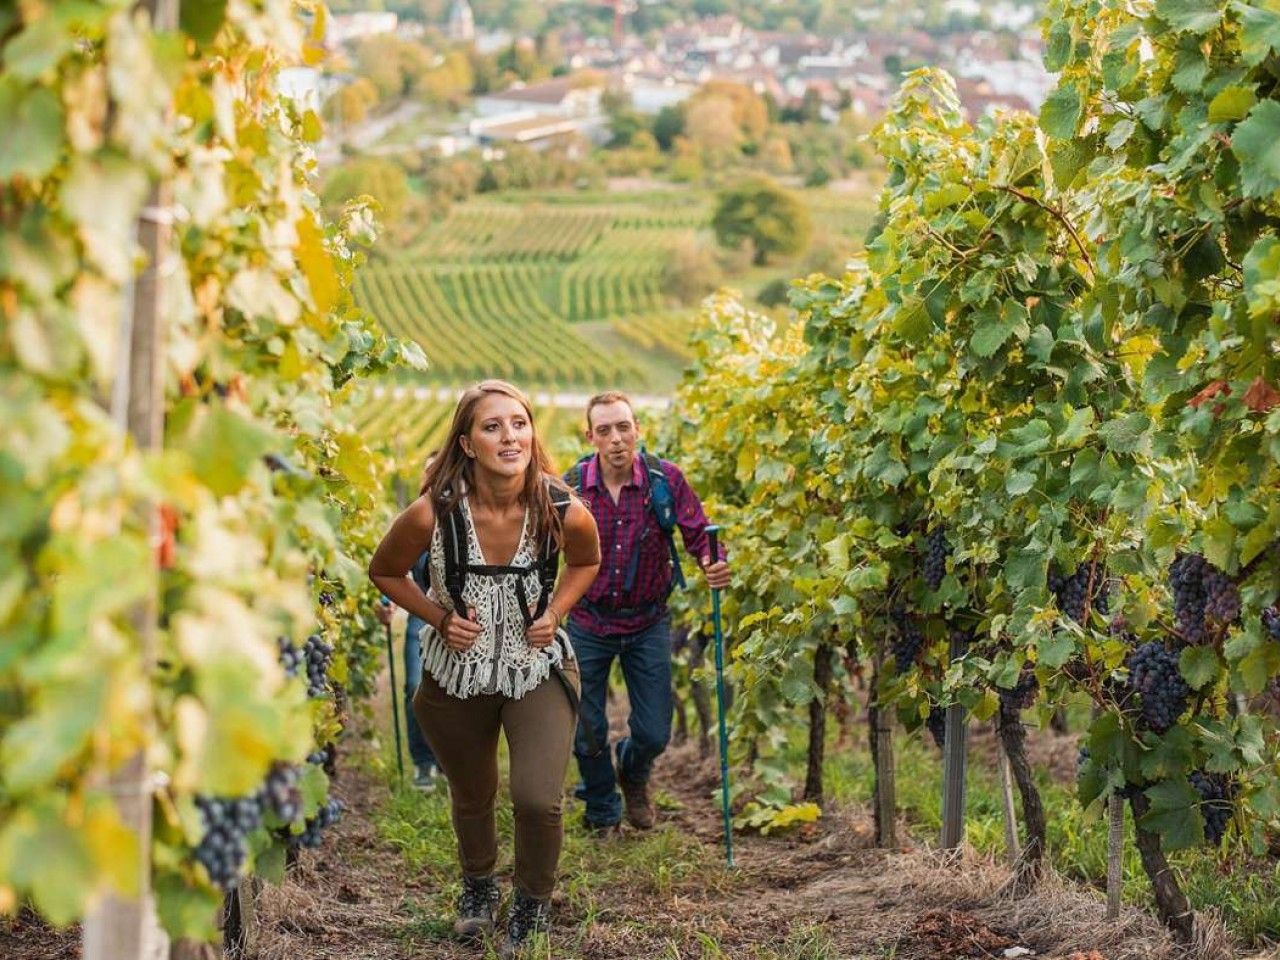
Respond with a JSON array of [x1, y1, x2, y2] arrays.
[[570, 614, 673, 827], [405, 616, 438, 772]]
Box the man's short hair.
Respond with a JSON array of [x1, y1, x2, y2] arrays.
[[586, 391, 636, 430]]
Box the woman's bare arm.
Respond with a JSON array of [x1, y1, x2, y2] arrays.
[[368, 498, 483, 653]]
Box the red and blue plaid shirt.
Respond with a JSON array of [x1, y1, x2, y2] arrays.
[[568, 453, 717, 636]]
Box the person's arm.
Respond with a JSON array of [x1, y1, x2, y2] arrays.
[[526, 499, 601, 648], [368, 497, 482, 652], [666, 462, 731, 589]]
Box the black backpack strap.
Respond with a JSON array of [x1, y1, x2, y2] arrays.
[[531, 484, 573, 624], [439, 495, 470, 616]]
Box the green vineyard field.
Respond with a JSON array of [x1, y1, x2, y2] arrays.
[[354, 190, 874, 389]]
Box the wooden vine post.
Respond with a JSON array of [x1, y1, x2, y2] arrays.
[[940, 630, 968, 850], [803, 640, 835, 805], [869, 639, 896, 848], [1106, 793, 1125, 921], [995, 723, 1020, 865], [81, 4, 178, 959]]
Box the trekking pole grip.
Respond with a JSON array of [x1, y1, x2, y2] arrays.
[[707, 525, 720, 565]]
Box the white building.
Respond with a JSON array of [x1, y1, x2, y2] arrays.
[[328, 11, 398, 48], [474, 77, 604, 119], [623, 74, 697, 114], [447, 0, 475, 43]]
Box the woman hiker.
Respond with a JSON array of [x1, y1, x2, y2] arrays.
[[369, 381, 601, 956]]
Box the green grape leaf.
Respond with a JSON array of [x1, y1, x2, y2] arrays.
[[1156, 0, 1224, 32], [1179, 645, 1220, 690], [0, 808, 95, 925], [155, 868, 223, 940], [1237, 0, 1280, 65], [0, 82, 65, 180], [1140, 725, 1196, 781], [1040, 83, 1084, 140], [1096, 412, 1153, 455], [182, 406, 276, 498], [1140, 778, 1204, 850], [1232, 100, 1280, 198], [180, 0, 228, 43], [1208, 85, 1257, 123]]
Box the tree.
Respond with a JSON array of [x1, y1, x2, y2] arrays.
[[663, 237, 724, 305], [322, 158, 411, 223], [712, 177, 812, 265], [652, 105, 686, 151]]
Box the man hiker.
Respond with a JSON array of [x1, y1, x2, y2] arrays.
[[566, 391, 730, 836]]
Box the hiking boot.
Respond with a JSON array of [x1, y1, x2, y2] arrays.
[[452, 875, 499, 939], [587, 821, 623, 841], [499, 890, 551, 958], [618, 772, 656, 830], [413, 765, 440, 792]]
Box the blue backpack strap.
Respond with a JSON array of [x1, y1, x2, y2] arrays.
[[636, 449, 686, 592], [564, 453, 592, 497]]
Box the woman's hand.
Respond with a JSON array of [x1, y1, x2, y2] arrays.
[[440, 607, 482, 652], [525, 608, 560, 649]]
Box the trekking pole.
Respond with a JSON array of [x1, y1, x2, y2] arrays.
[[381, 597, 405, 783], [706, 525, 734, 868]]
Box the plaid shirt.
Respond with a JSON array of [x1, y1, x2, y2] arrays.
[[568, 453, 718, 636]]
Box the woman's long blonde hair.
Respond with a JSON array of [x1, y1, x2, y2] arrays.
[[420, 380, 568, 550]]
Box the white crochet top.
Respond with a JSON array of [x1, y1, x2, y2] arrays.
[[418, 497, 572, 699]]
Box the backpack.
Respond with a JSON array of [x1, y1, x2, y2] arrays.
[[566, 447, 686, 596], [436, 480, 573, 628]]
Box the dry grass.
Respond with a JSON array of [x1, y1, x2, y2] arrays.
[[865, 846, 1238, 960]]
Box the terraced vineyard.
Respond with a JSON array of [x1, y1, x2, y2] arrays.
[[351, 188, 874, 461], [354, 197, 717, 385]]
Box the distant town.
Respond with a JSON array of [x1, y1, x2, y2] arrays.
[[286, 1, 1052, 163]]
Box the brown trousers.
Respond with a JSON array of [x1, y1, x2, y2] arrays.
[[412, 660, 579, 900]]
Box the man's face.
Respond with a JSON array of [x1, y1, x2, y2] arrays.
[[587, 400, 639, 471]]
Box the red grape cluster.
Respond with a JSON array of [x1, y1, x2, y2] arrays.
[[1188, 771, 1233, 846], [889, 606, 925, 671], [999, 665, 1039, 711], [1169, 553, 1240, 643], [923, 526, 951, 591], [1125, 641, 1190, 732], [1048, 564, 1110, 624]]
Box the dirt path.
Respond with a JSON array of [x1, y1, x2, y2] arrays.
[[243, 728, 1200, 960], [1, 716, 1217, 960]]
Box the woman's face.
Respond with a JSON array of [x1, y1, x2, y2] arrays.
[[464, 394, 533, 479]]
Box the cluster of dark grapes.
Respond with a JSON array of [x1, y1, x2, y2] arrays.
[[290, 799, 344, 850], [1169, 553, 1240, 643], [1048, 564, 1110, 624], [193, 795, 262, 891], [999, 666, 1039, 711], [1126, 641, 1190, 732], [278, 637, 305, 678], [1261, 605, 1280, 641], [307, 745, 332, 767], [303, 634, 333, 698], [889, 607, 925, 670], [922, 526, 951, 591], [259, 763, 303, 824], [1188, 771, 1233, 846], [925, 707, 946, 749], [318, 590, 336, 607]]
